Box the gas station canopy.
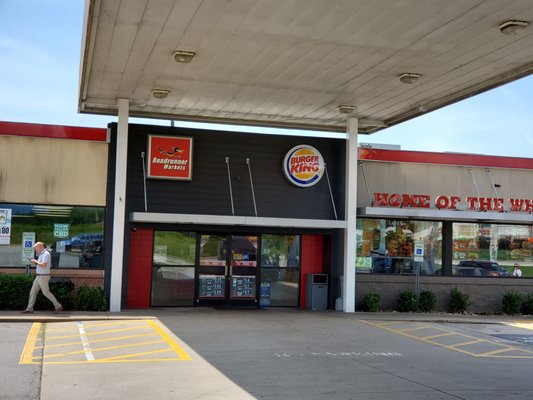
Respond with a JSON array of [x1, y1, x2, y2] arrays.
[[79, 0, 533, 133]]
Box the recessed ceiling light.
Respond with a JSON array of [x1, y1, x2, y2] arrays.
[[398, 73, 421, 84], [152, 89, 169, 99], [173, 50, 196, 63], [499, 20, 529, 35]]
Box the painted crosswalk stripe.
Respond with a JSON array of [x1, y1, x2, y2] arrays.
[[77, 322, 95, 361]]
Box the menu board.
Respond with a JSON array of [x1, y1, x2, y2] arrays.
[[230, 275, 256, 299], [198, 275, 225, 298]]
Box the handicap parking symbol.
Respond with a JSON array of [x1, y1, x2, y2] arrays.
[[24, 240, 33, 248]]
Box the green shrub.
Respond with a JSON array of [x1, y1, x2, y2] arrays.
[[0, 275, 75, 310], [502, 291, 522, 315], [360, 293, 381, 312], [522, 294, 533, 315], [0, 274, 33, 310], [74, 285, 107, 311], [397, 289, 418, 312], [448, 287, 470, 314], [418, 290, 437, 313]]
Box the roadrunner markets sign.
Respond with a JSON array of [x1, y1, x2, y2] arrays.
[[147, 135, 193, 180]]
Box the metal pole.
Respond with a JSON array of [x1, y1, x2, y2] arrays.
[[415, 262, 420, 298], [246, 158, 258, 217], [225, 157, 235, 216], [141, 152, 147, 212], [324, 164, 338, 220], [486, 168, 499, 197], [468, 168, 480, 198], [359, 161, 373, 205]]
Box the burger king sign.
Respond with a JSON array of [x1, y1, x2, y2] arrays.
[[283, 145, 325, 187]]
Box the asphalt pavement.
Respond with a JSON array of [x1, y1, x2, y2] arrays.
[[1, 308, 532, 400]]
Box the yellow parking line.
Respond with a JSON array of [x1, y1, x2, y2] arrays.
[[478, 347, 520, 357], [42, 333, 158, 349], [422, 332, 457, 340], [80, 320, 150, 329], [360, 320, 533, 358], [449, 339, 485, 348], [46, 325, 151, 340], [96, 348, 177, 362], [21, 319, 192, 364], [41, 340, 166, 359], [399, 326, 432, 333], [146, 320, 192, 361], [19, 323, 42, 364]]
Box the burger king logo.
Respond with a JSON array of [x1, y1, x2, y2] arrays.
[[283, 145, 325, 187]]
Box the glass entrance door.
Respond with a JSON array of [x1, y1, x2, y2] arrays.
[[197, 234, 258, 306]]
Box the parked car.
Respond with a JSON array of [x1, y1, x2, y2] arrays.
[[65, 233, 103, 250], [457, 260, 510, 277], [455, 266, 490, 277]]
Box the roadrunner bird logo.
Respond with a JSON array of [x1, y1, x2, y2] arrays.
[[156, 146, 184, 157]]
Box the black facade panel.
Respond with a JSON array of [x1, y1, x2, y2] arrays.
[[116, 124, 346, 220]]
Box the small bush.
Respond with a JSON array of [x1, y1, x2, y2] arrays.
[[448, 287, 470, 314], [418, 290, 437, 313], [74, 285, 107, 311], [502, 291, 522, 315], [0, 274, 33, 310], [397, 289, 418, 312], [522, 294, 533, 315], [361, 293, 381, 312], [0, 275, 74, 310]]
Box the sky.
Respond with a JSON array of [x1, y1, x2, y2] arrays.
[[0, 0, 532, 158]]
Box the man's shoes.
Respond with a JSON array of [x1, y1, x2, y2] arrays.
[[54, 306, 63, 313], [21, 309, 33, 314]]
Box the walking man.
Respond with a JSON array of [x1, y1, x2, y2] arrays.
[[22, 242, 63, 313]]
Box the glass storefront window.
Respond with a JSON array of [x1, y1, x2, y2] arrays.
[[151, 266, 195, 306], [199, 234, 227, 266], [260, 235, 300, 306], [152, 231, 196, 306], [261, 234, 300, 267], [231, 235, 257, 267], [356, 219, 442, 275], [153, 231, 196, 265], [0, 203, 104, 268], [453, 223, 533, 277]]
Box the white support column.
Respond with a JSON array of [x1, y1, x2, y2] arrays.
[[109, 98, 129, 312], [343, 117, 358, 313]]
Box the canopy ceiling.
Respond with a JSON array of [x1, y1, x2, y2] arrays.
[[79, 0, 533, 133]]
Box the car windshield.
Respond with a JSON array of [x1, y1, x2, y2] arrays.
[[489, 263, 505, 271]]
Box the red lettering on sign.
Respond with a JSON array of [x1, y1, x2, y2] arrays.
[[467, 197, 478, 210], [373, 193, 389, 207], [435, 195, 449, 209], [419, 195, 430, 208], [509, 198, 524, 211], [389, 193, 402, 207], [525, 199, 533, 213], [449, 196, 460, 209], [493, 198, 504, 212]]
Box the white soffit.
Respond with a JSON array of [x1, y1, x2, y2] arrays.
[[130, 212, 347, 229], [80, 0, 533, 133], [359, 207, 533, 224]]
